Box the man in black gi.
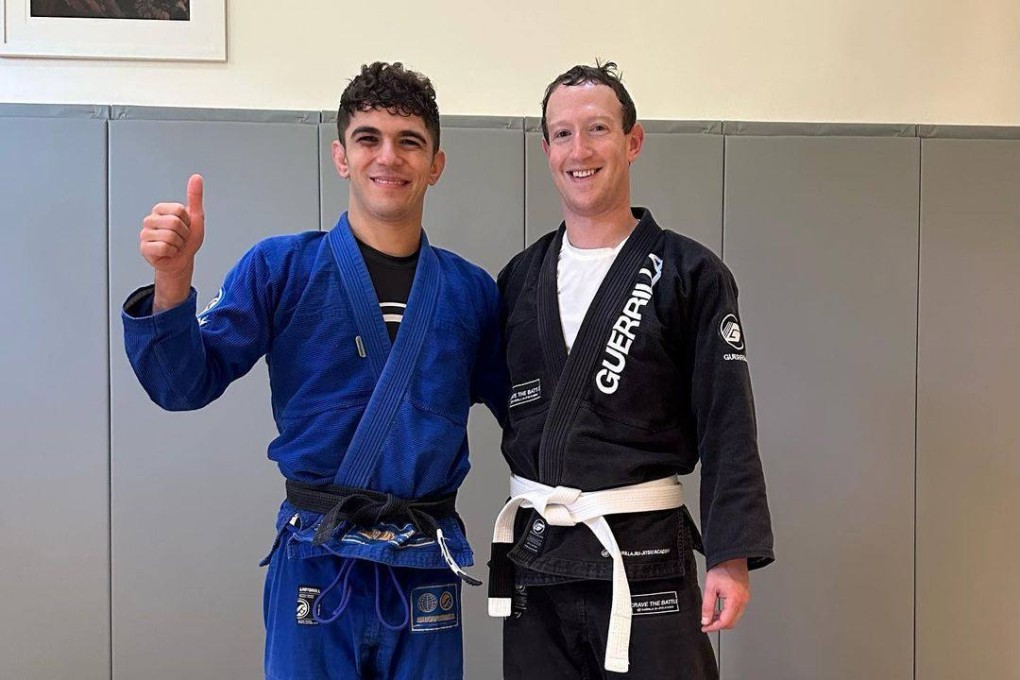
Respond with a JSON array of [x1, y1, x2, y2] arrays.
[[488, 62, 775, 678]]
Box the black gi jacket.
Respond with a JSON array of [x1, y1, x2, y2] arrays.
[[498, 208, 774, 584]]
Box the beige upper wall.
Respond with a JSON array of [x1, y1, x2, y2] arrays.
[[2, 0, 1018, 124]]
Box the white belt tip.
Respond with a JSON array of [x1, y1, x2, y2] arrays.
[[604, 658, 629, 674], [488, 597, 512, 618]]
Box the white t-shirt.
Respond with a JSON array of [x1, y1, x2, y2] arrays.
[[557, 232, 629, 353]]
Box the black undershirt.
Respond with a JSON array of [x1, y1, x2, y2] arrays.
[[355, 236, 419, 342]]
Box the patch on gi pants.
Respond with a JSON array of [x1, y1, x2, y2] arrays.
[[522, 517, 547, 554], [410, 584, 459, 632], [509, 379, 541, 408], [297, 586, 320, 625], [630, 591, 680, 616]]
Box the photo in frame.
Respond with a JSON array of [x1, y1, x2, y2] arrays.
[[1, 0, 225, 61]]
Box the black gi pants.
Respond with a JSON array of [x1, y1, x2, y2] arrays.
[[503, 549, 718, 680]]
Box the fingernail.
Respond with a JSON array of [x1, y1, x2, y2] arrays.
[[701, 616, 710, 625]]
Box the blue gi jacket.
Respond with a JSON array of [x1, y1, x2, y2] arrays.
[[123, 213, 506, 570]]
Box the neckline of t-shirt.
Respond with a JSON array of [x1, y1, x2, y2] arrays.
[[355, 235, 421, 268], [561, 231, 630, 260]]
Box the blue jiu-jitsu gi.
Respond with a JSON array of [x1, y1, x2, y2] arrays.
[[122, 213, 505, 680]]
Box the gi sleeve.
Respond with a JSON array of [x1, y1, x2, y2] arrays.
[[121, 243, 275, 411], [688, 261, 775, 571], [470, 273, 509, 427]]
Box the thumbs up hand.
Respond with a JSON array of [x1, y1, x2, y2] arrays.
[[140, 174, 206, 274], [140, 174, 207, 312]]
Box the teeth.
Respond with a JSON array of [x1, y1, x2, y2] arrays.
[[570, 169, 597, 178], [374, 178, 406, 186]]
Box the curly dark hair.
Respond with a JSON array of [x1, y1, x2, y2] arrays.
[[337, 62, 441, 151], [540, 61, 636, 143]]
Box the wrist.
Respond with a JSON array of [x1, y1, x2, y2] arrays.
[[153, 268, 194, 313]]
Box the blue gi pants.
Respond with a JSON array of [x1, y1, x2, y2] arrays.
[[264, 543, 463, 680]]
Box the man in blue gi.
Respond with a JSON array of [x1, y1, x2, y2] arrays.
[[123, 62, 505, 680]]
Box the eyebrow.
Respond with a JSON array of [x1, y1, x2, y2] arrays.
[[349, 125, 429, 145], [350, 125, 381, 138]]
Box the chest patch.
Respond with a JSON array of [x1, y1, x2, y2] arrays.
[[509, 379, 542, 408]]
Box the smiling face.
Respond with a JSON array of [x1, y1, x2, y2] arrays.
[[542, 82, 644, 228], [332, 107, 445, 232]]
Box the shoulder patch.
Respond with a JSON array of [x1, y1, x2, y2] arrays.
[[719, 313, 744, 350]]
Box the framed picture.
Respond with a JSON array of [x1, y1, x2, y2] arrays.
[[1, 1, 225, 61]]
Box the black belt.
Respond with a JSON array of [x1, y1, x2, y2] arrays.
[[285, 479, 458, 547]]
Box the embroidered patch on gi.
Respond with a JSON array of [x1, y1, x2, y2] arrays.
[[340, 522, 435, 549], [631, 590, 680, 616], [297, 586, 320, 625], [595, 252, 664, 395], [719, 313, 744, 350], [410, 584, 459, 632], [509, 379, 542, 408], [522, 517, 547, 554], [196, 287, 224, 327], [601, 547, 672, 558]]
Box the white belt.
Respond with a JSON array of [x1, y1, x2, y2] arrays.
[[488, 475, 684, 674]]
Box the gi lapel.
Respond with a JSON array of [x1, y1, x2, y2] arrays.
[[327, 213, 441, 488], [536, 210, 661, 484]]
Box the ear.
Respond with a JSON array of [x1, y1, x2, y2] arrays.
[[427, 148, 447, 186], [332, 140, 350, 179], [542, 137, 550, 157], [626, 122, 645, 163]]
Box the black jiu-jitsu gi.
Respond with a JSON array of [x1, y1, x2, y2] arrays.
[[490, 208, 774, 676]]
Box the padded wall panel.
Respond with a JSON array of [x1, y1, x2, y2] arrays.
[[916, 139, 1020, 680], [109, 114, 320, 678], [722, 135, 919, 679], [319, 120, 347, 229], [0, 112, 110, 680]]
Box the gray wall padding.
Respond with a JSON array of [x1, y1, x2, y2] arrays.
[[2, 104, 1017, 680]]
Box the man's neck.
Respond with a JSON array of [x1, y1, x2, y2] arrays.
[[347, 208, 422, 257], [563, 205, 638, 249]]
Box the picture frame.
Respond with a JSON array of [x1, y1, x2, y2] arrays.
[[0, 0, 225, 61]]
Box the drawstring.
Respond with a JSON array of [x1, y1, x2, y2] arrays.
[[312, 557, 356, 624], [374, 564, 410, 630], [312, 543, 411, 630], [260, 514, 412, 629]]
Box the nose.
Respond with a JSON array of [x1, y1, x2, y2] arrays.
[[377, 139, 402, 166], [569, 134, 594, 160]]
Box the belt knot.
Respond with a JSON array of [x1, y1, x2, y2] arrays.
[[535, 485, 582, 526]]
